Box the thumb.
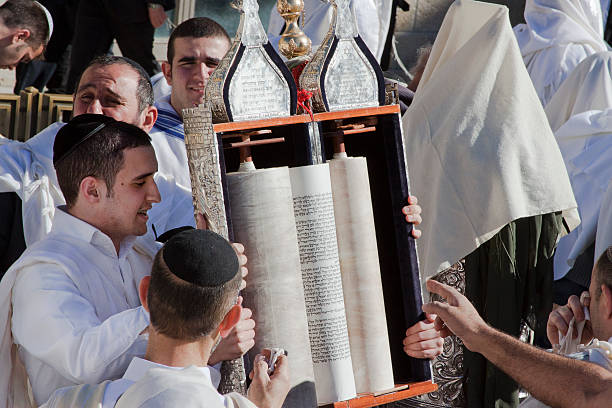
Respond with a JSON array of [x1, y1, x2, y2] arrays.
[[424, 313, 437, 323], [253, 354, 270, 384]]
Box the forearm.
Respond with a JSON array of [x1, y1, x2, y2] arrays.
[[475, 325, 612, 408]]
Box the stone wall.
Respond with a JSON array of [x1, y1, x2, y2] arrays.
[[387, 0, 526, 81]]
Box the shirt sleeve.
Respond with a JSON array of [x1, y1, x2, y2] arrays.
[[11, 264, 149, 384]]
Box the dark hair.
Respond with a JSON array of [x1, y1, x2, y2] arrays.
[[147, 248, 241, 340], [167, 17, 230, 64], [594, 247, 612, 299], [75, 56, 154, 113], [55, 118, 152, 208], [0, 0, 49, 47]]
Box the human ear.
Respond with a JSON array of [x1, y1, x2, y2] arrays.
[[161, 61, 172, 85], [139, 276, 151, 312], [140, 106, 158, 133], [601, 284, 612, 319], [12, 29, 31, 43], [79, 176, 103, 203], [218, 304, 242, 338]]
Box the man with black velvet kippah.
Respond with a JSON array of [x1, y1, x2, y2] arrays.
[[44, 229, 291, 408]]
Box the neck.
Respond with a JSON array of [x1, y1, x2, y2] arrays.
[[145, 330, 215, 368], [67, 206, 123, 254]]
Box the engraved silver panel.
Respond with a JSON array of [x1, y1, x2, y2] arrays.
[[323, 39, 379, 111], [182, 104, 247, 395], [228, 46, 291, 122]]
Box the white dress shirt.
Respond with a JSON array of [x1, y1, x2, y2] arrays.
[[9, 208, 160, 405], [146, 97, 196, 240]]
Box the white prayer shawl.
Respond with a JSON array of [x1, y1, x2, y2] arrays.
[[513, 0, 608, 106], [115, 366, 257, 408], [41, 382, 110, 408], [150, 72, 172, 102], [267, 0, 392, 62], [542, 53, 612, 279], [0, 123, 65, 246], [402, 0, 579, 283], [551, 111, 612, 279], [596, 181, 612, 262], [545, 52, 612, 133], [0, 209, 157, 407]]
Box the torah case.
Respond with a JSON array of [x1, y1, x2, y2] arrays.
[[183, 102, 436, 407]]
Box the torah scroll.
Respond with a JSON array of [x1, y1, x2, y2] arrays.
[[227, 167, 317, 408]]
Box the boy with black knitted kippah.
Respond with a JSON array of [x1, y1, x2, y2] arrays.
[[44, 229, 291, 408]]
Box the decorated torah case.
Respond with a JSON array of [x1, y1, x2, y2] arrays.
[[299, 0, 386, 112], [205, 0, 297, 123]]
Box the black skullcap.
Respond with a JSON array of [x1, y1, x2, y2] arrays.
[[162, 229, 239, 287], [53, 114, 117, 165]]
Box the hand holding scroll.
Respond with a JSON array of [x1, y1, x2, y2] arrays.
[[247, 352, 291, 408], [403, 313, 444, 359], [209, 298, 256, 365], [197, 212, 249, 291], [402, 195, 422, 239]]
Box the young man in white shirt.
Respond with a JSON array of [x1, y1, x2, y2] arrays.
[[0, 115, 254, 407], [44, 229, 291, 408]]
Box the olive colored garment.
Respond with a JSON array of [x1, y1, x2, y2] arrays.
[[463, 212, 564, 408]]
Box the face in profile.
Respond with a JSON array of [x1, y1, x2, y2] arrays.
[[96, 146, 161, 242], [163, 35, 230, 116], [0, 33, 43, 70]]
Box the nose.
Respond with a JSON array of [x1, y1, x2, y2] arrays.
[[86, 99, 103, 114], [194, 62, 213, 81], [148, 180, 161, 204]]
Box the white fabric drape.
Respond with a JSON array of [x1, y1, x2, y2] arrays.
[[543, 52, 612, 278], [402, 0, 579, 283], [513, 0, 609, 106], [267, 0, 392, 62], [545, 52, 612, 132]]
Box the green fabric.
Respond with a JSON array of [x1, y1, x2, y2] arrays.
[[463, 212, 563, 408]]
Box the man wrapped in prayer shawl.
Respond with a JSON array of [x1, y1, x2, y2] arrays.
[[514, 0, 609, 106], [402, 0, 579, 406], [543, 52, 612, 303], [43, 229, 291, 408]]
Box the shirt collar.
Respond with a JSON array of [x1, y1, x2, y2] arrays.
[[52, 207, 137, 258], [123, 357, 214, 385]]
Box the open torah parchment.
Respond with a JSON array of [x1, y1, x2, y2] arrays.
[[227, 159, 394, 406]]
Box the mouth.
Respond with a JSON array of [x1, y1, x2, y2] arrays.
[[137, 208, 150, 220], [188, 85, 205, 94]]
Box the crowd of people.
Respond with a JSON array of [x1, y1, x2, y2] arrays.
[[0, 0, 611, 407]]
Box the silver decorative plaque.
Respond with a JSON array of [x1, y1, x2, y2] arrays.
[[204, 0, 297, 123], [299, 0, 385, 112], [229, 47, 291, 121]]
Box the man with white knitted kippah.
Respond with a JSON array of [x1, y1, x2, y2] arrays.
[[0, 0, 53, 70]]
